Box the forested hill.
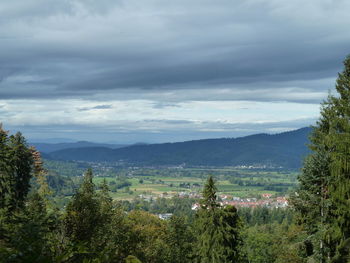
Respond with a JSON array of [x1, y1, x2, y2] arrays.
[[31, 141, 127, 153], [48, 127, 312, 168]]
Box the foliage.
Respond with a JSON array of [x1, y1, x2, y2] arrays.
[[0, 127, 34, 211], [166, 215, 194, 263], [292, 55, 350, 262], [194, 176, 244, 263], [63, 168, 102, 246]]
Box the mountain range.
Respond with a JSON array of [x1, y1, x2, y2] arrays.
[[42, 127, 312, 168], [32, 141, 127, 153]]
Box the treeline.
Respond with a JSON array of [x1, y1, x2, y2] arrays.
[[229, 177, 294, 193]]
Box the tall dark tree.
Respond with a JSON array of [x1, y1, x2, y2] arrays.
[[195, 176, 243, 263], [1, 192, 57, 262], [293, 55, 350, 262], [0, 127, 33, 211], [201, 175, 219, 210], [166, 215, 194, 263], [291, 151, 333, 262], [326, 56, 350, 263], [0, 125, 11, 210], [0, 126, 57, 262], [63, 168, 101, 246], [8, 132, 34, 209]]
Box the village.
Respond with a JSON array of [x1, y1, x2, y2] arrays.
[[191, 193, 288, 210], [146, 192, 289, 220]]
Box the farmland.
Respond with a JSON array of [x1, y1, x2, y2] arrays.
[[89, 166, 298, 200]]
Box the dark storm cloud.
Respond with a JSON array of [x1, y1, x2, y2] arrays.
[[0, 0, 349, 102]]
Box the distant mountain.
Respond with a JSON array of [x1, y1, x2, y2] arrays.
[[48, 127, 312, 168], [32, 141, 127, 153], [29, 138, 77, 144]]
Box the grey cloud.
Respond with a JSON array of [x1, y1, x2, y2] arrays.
[[6, 117, 317, 143], [77, 104, 112, 111], [0, 0, 349, 102], [151, 102, 181, 109]]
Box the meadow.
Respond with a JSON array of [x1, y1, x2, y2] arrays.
[[91, 167, 298, 200]]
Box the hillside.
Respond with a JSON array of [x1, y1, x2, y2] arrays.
[[32, 141, 127, 153], [48, 127, 312, 168]]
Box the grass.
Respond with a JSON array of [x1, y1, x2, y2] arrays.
[[91, 167, 298, 200]]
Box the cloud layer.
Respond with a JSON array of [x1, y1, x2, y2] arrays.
[[0, 0, 349, 142]]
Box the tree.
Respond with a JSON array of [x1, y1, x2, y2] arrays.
[[291, 151, 333, 262], [166, 215, 194, 263], [201, 175, 219, 210], [0, 128, 33, 211], [31, 148, 52, 201], [194, 176, 243, 263], [63, 168, 101, 246], [1, 192, 57, 262], [0, 125, 11, 210], [0, 125, 56, 262], [325, 56, 350, 262], [127, 210, 169, 263], [292, 55, 350, 262]]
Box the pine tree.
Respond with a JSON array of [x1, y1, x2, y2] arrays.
[[0, 127, 33, 211], [326, 56, 350, 262], [166, 215, 194, 263], [64, 168, 101, 246], [195, 176, 243, 263], [291, 151, 333, 261], [7, 132, 34, 209], [201, 175, 219, 210], [0, 125, 11, 210], [0, 126, 56, 262], [293, 55, 350, 262]]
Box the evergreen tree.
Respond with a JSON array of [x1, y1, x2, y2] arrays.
[[7, 132, 34, 209], [0, 128, 33, 211], [195, 176, 243, 263], [326, 56, 350, 262], [1, 192, 57, 262], [166, 215, 194, 263], [0, 125, 11, 210], [201, 175, 219, 210], [63, 168, 101, 246], [91, 179, 115, 255], [293, 55, 350, 262], [292, 151, 334, 261], [0, 126, 57, 261]]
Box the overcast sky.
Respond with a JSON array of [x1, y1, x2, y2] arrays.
[[1, 0, 349, 143]]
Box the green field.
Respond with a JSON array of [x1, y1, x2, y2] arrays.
[[43, 159, 299, 200], [91, 167, 298, 200]]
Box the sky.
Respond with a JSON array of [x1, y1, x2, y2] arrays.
[[0, 0, 349, 143]]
